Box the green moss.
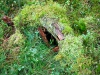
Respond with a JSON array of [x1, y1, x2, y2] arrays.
[[72, 55, 92, 75], [14, 1, 73, 34], [73, 19, 87, 34], [62, 24, 73, 34], [54, 35, 92, 74], [8, 30, 25, 47]]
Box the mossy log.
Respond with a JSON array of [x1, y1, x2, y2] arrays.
[[40, 16, 64, 42]]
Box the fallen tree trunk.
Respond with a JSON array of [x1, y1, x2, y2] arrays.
[[40, 16, 64, 42]]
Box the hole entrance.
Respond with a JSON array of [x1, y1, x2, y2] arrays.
[[44, 28, 58, 47], [38, 26, 58, 47]]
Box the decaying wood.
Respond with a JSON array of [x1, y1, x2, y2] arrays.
[[52, 23, 64, 41], [52, 46, 59, 52], [2, 16, 14, 27], [2, 16, 15, 39], [40, 16, 64, 42], [38, 26, 60, 52], [38, 27, 50, 47], [39, 16, 65, 52]]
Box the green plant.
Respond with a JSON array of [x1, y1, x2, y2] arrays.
[[54, 34, 92, 75], [14, 1, 73, 35], [73, 19, 87, 34], [0, 0, 100, 75], [82, 31, 97, 47], [0, 26, 3, 39]]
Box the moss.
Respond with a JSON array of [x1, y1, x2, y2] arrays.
[[8, 30, 25, 47], [58, 34, 83, 56], [13, 1, 73, 34], [54, 34, 92, 74], [72, 55, 92, 75], [13, 2, 93, 74], [62, 24, 73, 34], [73, 19, 87, 34]]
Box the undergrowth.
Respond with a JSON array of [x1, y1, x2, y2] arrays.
[[0, 0, 100, 75]]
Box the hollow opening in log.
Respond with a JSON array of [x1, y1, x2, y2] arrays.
[[45, 29, 58, 47], [38, 26, 58, 47]]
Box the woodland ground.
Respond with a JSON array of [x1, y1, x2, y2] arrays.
[[0, 0, 100, 75]]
